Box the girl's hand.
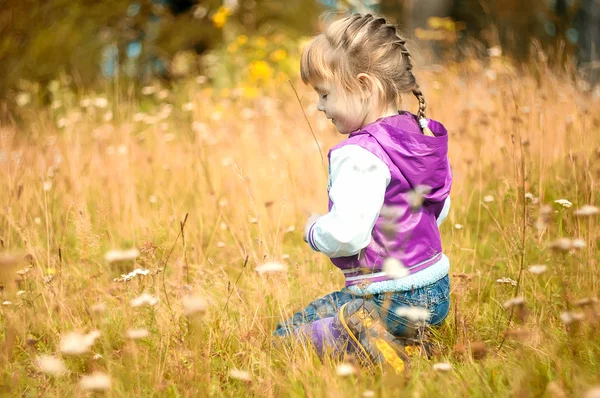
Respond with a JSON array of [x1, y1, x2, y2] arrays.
[[303, 214, 321, 242]]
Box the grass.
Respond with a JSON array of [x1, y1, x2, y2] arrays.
[[1, 60, 600, 397]]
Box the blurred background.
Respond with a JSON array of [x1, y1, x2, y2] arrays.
[[1, 0, 599, 115]]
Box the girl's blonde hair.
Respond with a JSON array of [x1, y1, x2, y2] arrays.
[[301, 14, 429, 121]]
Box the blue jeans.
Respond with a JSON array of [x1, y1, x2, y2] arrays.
[[273, 275, 450, 338]]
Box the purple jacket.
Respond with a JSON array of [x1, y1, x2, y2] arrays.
[[328, 112, 452, 287]]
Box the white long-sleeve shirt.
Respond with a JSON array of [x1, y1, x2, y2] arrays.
[[307, 145, 450, 258]]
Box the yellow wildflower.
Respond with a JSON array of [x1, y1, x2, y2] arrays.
[[249, 60, 273, 81], [227, 43, 238, 53], [242, 86, 259, 99], [255, 36, 268, 48], [269, 49, 287, 62], [212, 6, 232, 28], [236, 35, 248, 46]]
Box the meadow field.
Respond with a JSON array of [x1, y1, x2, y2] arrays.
[[1, 56, 600, 397]]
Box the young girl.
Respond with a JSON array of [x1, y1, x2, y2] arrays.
[[274, 14, 452, 372]]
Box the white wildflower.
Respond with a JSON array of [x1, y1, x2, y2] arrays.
[[584, 386, 600, 398], [572, 238, 586, 249], [43, 181, 52, 192], [549, 238, 574, 252], [407, 185, 431, 209], [16, 290, 26, 296], [182, 295, 208, 316], [141, 86, 156, 95], [496, 277, 517, 286], [91, 302, 106, 313], [554, 199, 572, 208], [2, 301, 13, 306], [383, 257, 409, 279], [16, 92, 31, 107], [362, 391, 375, 398], [36, 355, 66, 377], [575, 205, 599, 217], [503, 297, 525, 309], [130, 293, 159, 308], [528, 265, 547, 275], [60, 330, 101, 355], [395, 306, 430, 322], [432, 362, 452, 372], [79, 372, 112, 391], [104, 248, 140, 263], [126, 328, 149, 340], [216, 241, 226, 248], [93, 97, 108, 108], [115, 268, 150, 282], [483, 195, 494, 203], [560, 311, 585, 325], [34, 217, 41, 225], [454, 223, 463, 230], [487, 46, 502, 57], [255, 262, 287, 275], [228, 369, 252, 382], [336, 363, 357, 377], [182, 102, 195, 112]]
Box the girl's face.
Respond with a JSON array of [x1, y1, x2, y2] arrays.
[[312, 80, 367, 135]]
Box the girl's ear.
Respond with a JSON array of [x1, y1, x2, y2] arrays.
[[356, 73, 377, 100]]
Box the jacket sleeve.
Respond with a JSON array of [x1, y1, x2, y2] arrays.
[[306, 145, 390, 258]]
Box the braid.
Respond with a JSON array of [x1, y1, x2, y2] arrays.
[[392, 28, 434, 136], [412, 87, 427, 120]]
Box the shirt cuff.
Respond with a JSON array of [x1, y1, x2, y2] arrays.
[[306, 222, 321, 252]]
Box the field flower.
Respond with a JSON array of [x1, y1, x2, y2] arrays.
[[104, 248, 140, 264], [454, 224, 463, 230], [126, 328, 149, 340], [503, 297, 525, 309], [211, 6, 232, 28], [395, 306, 430, 322], [93, 97, 108, 108], [249, 61, 273, 82], [336, 363, 357, 376], [383, 258, 409, 279], [560, 311, 585, 325], [496, 277, 517, 286], [407, 185, 431, 209], [91, 302, 106, 313], [554, 199, 572, 208], [269, 49, 287, 62], [79, 372, 112, 391], [528, 265, 547, 274], [16, 92, 31, 107], [256, 262, 287, 275], [228, 369, 251, 382], [584, 386, 600, 398], [433, 362, 452, 372], [483, 195, 495, 203], [130, 293, 159, 308], [36, 355, 66, 376], [182, 295, 208, 316], [114, 268, 150, 282], [575, 205, 599, 217], [60, 330, 101, 355]]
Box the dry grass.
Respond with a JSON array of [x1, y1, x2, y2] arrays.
[[1, 61, 600, 397]]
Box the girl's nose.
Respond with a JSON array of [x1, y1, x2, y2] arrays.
[[317, 100, 325, 112]]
